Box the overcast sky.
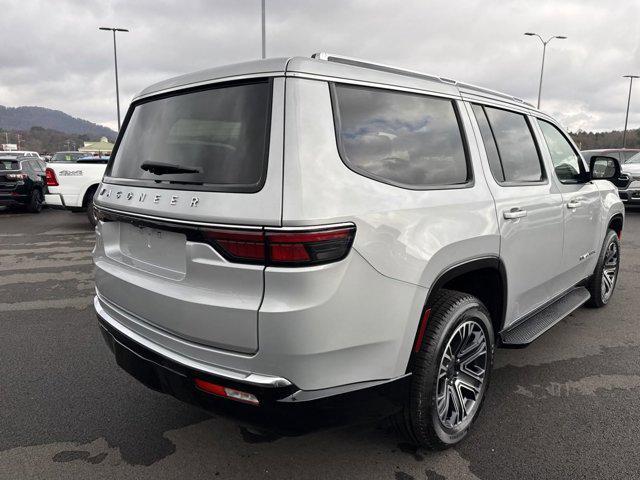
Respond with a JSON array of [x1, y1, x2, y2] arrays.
[[1, 0, 639, 133]]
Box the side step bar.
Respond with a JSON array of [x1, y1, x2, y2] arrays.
[[499, 287, 591, 348]]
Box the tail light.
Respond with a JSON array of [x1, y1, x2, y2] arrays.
[[203, 225, 356, 267], [45, 168, 58, 186], [194, 378, 259, 405]]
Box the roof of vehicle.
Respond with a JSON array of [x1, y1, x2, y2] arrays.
[[134, 53, 539, 114]]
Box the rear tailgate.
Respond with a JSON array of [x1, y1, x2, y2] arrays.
[[0, 160, 20, 193], [94, 77, 284, 353]]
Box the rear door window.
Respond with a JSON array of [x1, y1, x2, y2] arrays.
[[471, 104, 505, 182], [483, 107, 544, 183], [331, 83, 470, 189], [107, 80, 272, 192]]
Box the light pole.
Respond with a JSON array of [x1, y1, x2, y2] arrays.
[[99, 27, 129, 130], [261, 0, 266, 59], [622, 75, 639, 148], [524, 32, 567, 109]]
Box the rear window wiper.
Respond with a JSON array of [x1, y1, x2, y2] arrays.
[[140, 161, 202, 175]]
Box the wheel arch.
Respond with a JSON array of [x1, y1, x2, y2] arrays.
[[407, 256, 507, 370], [82, 183, 100, 208], [608, 213, 623, 238]]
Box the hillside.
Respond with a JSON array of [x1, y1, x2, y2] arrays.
[[0, 105, 116, 141], [0, 126, 106, 154], [570, 128, 640, 150]]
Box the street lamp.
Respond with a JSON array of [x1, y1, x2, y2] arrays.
[[99, 27, 129, 130], [622, 75, 639, 148], [261, 0, 266, 59], [524, 32, 567, 109]]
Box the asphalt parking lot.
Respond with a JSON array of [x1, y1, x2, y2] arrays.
[[1, 208, 640, 479]]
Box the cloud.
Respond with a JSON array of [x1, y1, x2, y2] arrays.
[[1, 0, 639, 132]]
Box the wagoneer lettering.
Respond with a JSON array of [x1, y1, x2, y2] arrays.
[[92, 53, 624, 448]]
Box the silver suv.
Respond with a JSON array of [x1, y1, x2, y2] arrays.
[[93, 53, 624, 448]]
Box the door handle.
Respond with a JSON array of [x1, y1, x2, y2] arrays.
[[504, 207, 527, 219], [566, 199, 582, 209]]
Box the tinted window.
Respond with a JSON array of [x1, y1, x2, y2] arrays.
[[538, 120, 583, 183], [0, 160, 19, 170], [332, 84, 469, 188], [21, 161, 33, 173], [484, 107, 543, 183], [622, 151, 639, 161], [108, 80, 271, 192], [471, 104, 505, 182], [52, 152, 86, 162]]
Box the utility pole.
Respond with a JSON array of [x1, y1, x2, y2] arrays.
[[261, 0, 266, 59], [622, 75, 639, 148], [524, 32, 568, 109], [99, 27, 129, 130]]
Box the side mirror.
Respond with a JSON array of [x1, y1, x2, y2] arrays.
[[590, 155, 620, 181]]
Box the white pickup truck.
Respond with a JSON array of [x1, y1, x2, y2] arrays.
[[44, 156, 108, 226]]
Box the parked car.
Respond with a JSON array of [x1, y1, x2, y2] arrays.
[[92, 54, 624, 449], [581, 149, 640, 203], [44, 155, 109, 225], [612, 151, 640, 203], [0, 155, 46, 212]]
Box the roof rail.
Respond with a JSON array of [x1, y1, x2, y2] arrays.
[[311, 52, 536, 109], [312, 52, 451, 85], [456, 81, 532, 107]]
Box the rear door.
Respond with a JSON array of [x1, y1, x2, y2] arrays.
[[469, 104, 564, 326], [535, 119, 602, 288], [94, 77, 284, 353]]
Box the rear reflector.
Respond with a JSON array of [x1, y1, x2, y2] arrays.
[[203, 225, 356, 267], [45, 168, 58, 186], [413, 308, 431, 353], [194, 378, 259, 405]]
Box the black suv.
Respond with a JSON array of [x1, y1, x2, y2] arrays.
[[0, 156, 46, 212]]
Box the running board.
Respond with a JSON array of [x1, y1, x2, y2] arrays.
[[499, 287, 591, 347]]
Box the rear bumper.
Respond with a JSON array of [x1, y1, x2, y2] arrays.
[[97, 308, 409, 434], [44, 193, 64, 207], [45, 193, 83, 210]]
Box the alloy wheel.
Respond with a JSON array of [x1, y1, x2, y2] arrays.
[[436, 320, 488, 429], [601, 240, 619, 302]]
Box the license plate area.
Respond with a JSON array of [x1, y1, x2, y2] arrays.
[[118, 222, 187, 277]]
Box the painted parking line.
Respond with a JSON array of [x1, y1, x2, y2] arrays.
[[0, 296, 94, 312]]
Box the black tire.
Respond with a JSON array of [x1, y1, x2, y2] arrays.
[[395, 289, 494, 449], [86, 190, 97, 227], [26, 189, 43, 213], [586, 229, 620, 308]]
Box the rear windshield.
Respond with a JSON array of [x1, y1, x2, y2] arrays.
[[107, 80, 272, 192], [51, 152, 86, 162], [0, 160, 19, 170]]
